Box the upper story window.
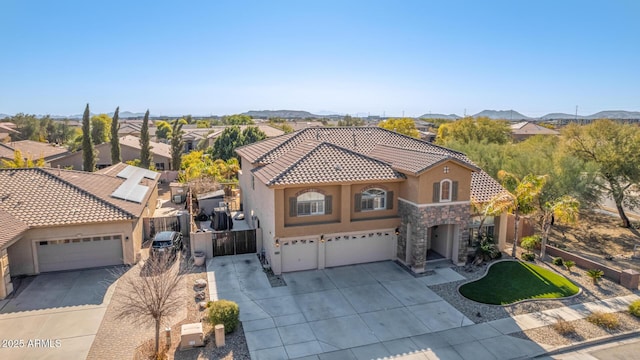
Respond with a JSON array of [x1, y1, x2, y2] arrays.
[[361, 188, 386, 211], [432, 179, 458, 203], [296, 191, 325, 216], [440, 179, 451, 202]]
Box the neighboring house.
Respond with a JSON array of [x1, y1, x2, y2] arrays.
[[0, 163, 159, 299], [51, 135, 172, 171], [236, 127, 508, 275], [0, 122, 19, 142], [0, 140, 70, 165], [510, 121, 560, 141]]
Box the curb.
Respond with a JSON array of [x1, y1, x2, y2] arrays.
[[533, 329, 640, 358]]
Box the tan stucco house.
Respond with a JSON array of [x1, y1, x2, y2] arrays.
[[0, 163, 158, 299], [0, 140, 70, 165], [510, 121, 560, 142], [50, 135, 172, 171], [236, 127, 508, 275]]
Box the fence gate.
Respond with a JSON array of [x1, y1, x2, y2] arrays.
[[143, 216, 180, 241], [212, 230, 256, 256]]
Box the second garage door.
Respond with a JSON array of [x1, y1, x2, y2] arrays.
[[325, 232, 393, 268], [37, 235, 124, 273]]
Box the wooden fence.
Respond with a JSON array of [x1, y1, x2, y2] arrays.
[[212, 229, 256, 256]]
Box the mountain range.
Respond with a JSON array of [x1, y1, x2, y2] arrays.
[[3, 110, 640, 121]]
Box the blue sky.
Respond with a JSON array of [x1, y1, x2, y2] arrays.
[[1, 0, 638, 117]]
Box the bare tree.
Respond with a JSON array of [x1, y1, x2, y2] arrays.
[[112, 254, 188, 356]]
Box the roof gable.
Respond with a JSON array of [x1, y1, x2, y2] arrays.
[[368, 144, 479, 176], [252, 141, 405, 186]]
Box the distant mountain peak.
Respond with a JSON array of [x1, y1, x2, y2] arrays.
[[472, 110, 531, 121], [419, 113, 461, 120]]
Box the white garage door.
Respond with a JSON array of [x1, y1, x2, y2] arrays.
[[325, 232, 393, 268], [281, 238, 318, 273], [37, 235, 124, 273]]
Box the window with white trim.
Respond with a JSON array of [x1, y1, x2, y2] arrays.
[[361, 188, 386, 211], [297, 191, 325, 216], [440, 179, 452, 202]]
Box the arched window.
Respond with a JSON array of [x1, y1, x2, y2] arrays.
[[297, 191, 325, 216], [440, 179, 452, 202], [361, 188, 386, 210]]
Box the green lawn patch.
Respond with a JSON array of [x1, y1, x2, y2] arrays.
[[459, 260, 580, 305]]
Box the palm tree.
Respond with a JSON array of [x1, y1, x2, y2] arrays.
[[539, 195, 580, 259], [497, 171, 547, 257]]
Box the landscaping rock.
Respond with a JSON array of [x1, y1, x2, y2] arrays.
[[198, 301, 208, 311], [194, 279, 207, 289], [195, 291, 206, 301]]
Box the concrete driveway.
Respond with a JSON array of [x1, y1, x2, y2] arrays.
[[0, 268, 119, 360], [207, 254, 544, 360]]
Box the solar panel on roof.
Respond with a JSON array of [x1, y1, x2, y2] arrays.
[[110, 165, 157, 203]]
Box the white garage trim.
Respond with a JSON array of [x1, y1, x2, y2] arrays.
[[32, 234, 125, 273], [325, 229, 396, 268]]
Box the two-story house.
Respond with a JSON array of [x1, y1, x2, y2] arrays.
[[236, 127, 507, 275]]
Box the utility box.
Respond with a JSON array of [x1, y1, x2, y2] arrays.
[[180, 323, 204, 349]]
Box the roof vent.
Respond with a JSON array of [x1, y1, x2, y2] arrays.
[[334, 164, 342, 171]]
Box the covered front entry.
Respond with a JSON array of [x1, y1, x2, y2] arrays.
[[427, 224, 454, 260], [36, 235, 124, 273]]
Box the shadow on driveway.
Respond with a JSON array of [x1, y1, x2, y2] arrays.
[[0, 266, 122, 314]]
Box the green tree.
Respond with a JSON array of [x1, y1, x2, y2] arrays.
[[1, 149, 45, 168], [241, 126, 267, 145], [436, 117, 511, 145], [497, 171, 547, 257], [139, 110, 152, 169], [111, 107, 121, 164], [155, 120, 172, 140], [90, 113, 112, 145], [222, 114, 253, 125], [539, 195, 580, 259], [81, 104, 96, 172], [196, 120, 209, 128], [170, 119, 185, 171], [563, 120, 640, 227], [9, 113, 40, 141], [210, 126, 244, 161], [338, 115, 365, 126], [378, 118, 420, 138]]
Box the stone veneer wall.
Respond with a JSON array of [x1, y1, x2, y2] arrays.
[[397, 200, 470, 272]]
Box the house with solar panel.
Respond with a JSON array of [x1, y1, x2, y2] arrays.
[[0, 163, 159, 300], [235, 127, 509, 275]]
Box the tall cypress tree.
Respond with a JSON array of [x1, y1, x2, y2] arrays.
[[110, 106, 121, 164], [139, 109, 152, 169], [81, 104, 96, 172], [170, 119, 185, 171]]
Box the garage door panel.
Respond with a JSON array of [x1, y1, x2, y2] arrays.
[[326, 234, 392, 268], [281, 239, 318, 273], [37, 236, 123, 272]]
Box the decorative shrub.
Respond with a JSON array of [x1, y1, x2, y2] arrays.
[[552, 318, 575, 335], [564, 260, 575, 272], [207, 300, 239, 334], [629, 300, 640, 317], [520, 235, 541, 253], [586, 311, 619, 330], [522, 253, 535, 261], [474, 234, 501, 261], [552, 257, 564, 266], [586, 269, 604, 284]]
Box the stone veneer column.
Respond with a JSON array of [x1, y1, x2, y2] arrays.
[[398, 200, 470, 273]]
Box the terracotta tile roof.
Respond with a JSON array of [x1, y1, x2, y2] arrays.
[[368, 144, 479, 175], [44, 165, 159, 217], [0, 140, 69, 161], [0, 209, 28, 248], [253, 141, 404, 186], [0, 168, 134, 230], [511, 121, 560, 135], [119, 135, 171, 159], [237, 127, 506, 202]]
